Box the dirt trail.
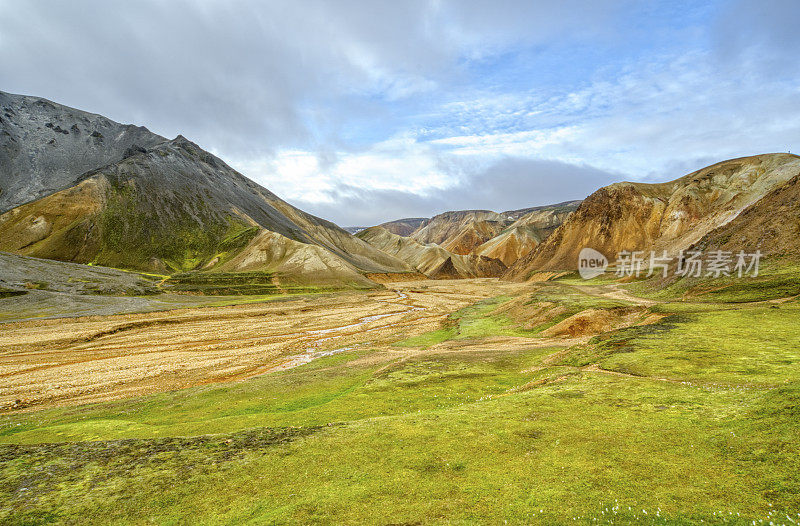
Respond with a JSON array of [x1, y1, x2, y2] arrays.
[[575, 283, 657, 306]]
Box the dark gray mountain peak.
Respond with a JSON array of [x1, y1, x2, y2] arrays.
[[0, 90, 164, 212]]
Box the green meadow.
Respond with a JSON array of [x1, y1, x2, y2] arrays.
[[1, 280, 799, 525]]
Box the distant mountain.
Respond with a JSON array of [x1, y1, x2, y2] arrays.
[[472, 202, 580, 265], [499, 201, 582, 222], [369, 201, 579, 269], [472, 226, 543, 267], [505, 154, 800, 280], [410, 210, 506, 254], [408, 203, 580, 257], [377, 217, 426, 237], [0, 91, 412, 289], [356, 226, 506, 278]]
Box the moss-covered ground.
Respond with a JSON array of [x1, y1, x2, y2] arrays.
[[1, 279, 799, 524]]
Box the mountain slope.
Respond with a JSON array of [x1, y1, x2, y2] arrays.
[[377, 217, 426, 237], [356, 226, 506, 278], [505, 154, 800, 279], [410, 210, 505, 253], [473, 201, 581, 265], [0, 91, 164, 212], [473, 225, 543, 266], [0, 92, 412, 287], [0, 251, 158, 296], [216, 230, 378, 288], [507, 201, 581, 237], [693, 172, 800, 259], [440, 219, 508, 255]]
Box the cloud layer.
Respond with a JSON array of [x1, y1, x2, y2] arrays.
[[2, 0, 800, 225], [291, 157, 618, 226]]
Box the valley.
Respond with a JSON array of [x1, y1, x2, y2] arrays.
[[1, 275, 799, 523], [5, 2, 800, 523], [2, 90, 800, 524]]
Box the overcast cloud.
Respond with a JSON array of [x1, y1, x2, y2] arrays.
[[2, 0, 799, 225]]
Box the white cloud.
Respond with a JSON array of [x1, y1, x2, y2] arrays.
[[229, 135, 459, 204], [430, 127, 578, 157], [420, 49, 800, 181], [231, 43, 800, 224]]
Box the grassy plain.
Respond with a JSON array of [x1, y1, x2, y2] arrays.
[[1, 278, 798, 524]]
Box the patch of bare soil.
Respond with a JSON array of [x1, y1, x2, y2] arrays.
[[576, 283, 657, 306], [0, 279, 527, 412], [539, 307, 647, 338], [365, 272, 427, 283]]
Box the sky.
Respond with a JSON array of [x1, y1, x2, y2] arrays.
[[2, 0, 800, 226]]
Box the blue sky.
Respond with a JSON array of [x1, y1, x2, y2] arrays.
[[2, 0, 799, 225]]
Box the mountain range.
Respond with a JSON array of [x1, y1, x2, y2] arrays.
[[2, 89, 798, 292], [505, 153, 800, 280]]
